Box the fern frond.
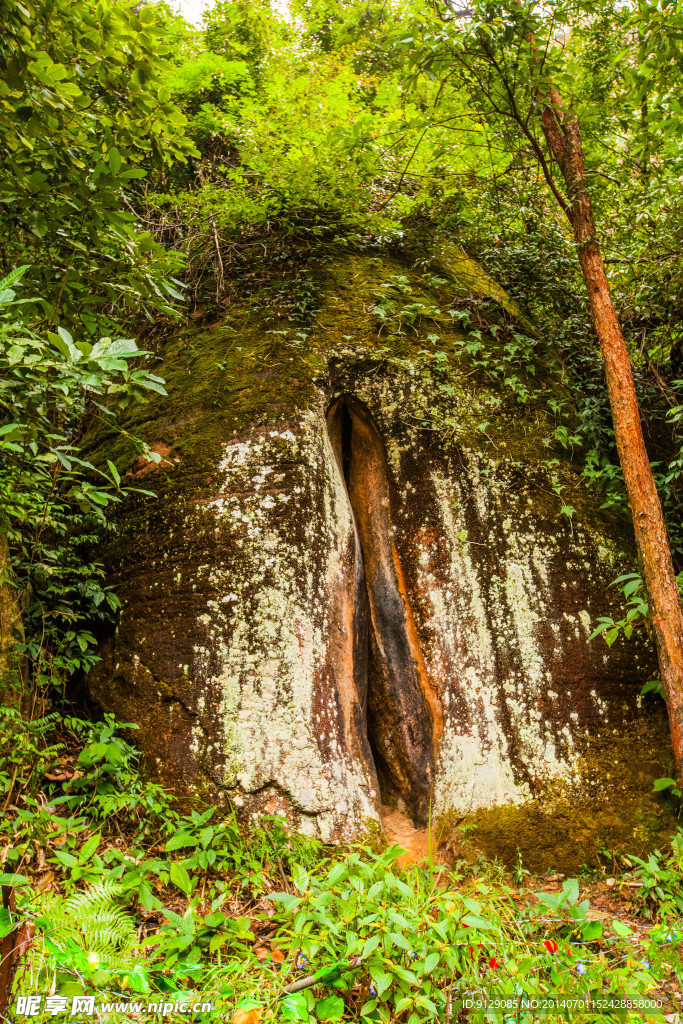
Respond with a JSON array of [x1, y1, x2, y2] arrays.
[[63, 879, 127, 911], [159, 906, 196, 936]]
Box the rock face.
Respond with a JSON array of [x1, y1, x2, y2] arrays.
[[88, 250, 673, 864]]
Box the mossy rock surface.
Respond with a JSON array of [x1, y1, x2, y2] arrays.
[[87, 249, 673, 860]]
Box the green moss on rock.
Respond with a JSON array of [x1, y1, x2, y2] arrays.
[[461, 707, 676, 872]]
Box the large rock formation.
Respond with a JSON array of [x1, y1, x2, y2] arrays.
[[88, 249, 674, 867]]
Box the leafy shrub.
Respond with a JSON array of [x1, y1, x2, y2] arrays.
[[0, 266, 166, 698], [268, 853, 663, 1023], [630, 831, 683, 920], [0, 706, 62, 804]]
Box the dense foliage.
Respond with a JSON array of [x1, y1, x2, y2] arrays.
[[0, 265, 166, 701], [0, 0, 197, 332]]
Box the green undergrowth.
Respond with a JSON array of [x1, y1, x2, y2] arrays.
[[1, 706, 681, 1023]]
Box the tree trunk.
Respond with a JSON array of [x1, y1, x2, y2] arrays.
[[0, 534, 25, 706], [538, 92, 683, 785]]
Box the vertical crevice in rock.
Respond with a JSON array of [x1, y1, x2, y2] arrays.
[[327, 395, 439, 825]]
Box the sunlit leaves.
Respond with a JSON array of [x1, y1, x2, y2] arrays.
[[0, 0, 198, 331]]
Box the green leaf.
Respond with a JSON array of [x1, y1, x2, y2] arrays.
[[170, 861, 192, 895], [270, 893, 301, 910], [209, 931, 231, 953], [203, 912, 225, 928], [326, 862, 347, 886], [372, 970, 392, 997], [162, 281, 185, 301], [0, 907, 13, 939], [388, 930, 412, 950], [0, 874, 28, 887], [461, 914, 497, 931], [108, 147, 122, 174], [605, 627, 619, 647], [653, 777, 677, 792], [78, 833, 101, 864], [611, 574, 641, 586], [30, 212, 49, 238], [393, 965, 419, 985], [561, 878, 579, 904], [107, 460, 121, 487], [47, 331, 74, 360], [612, 919, 633, 937], [166, 832, 199, 852], [0, 265, 30, 291], [315, 996, 345, 1021], [125, 963, 150, 994], [312, 960, 347, 984], [422, 952, 439, 974], [362, 935, 380, 958], [588, 619, 613, 640], [54, 850, 77, 868], [292, 864, 310, 892], [281, 993, 310, 1021]]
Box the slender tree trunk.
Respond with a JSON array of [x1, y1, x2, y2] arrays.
[[538, 90, 683, 785], [0, 534, 26, 708]]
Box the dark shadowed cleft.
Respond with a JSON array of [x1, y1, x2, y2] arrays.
[[326, 394, 438, 825]]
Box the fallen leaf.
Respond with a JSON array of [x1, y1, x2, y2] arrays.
[[233, 1007, 262, 1024], [269, 945, 285, 962]]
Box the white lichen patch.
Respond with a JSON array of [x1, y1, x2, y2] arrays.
[[192, 410, 378, 840], [420, 446, 624, 816]]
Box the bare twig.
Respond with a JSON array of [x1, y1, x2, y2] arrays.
[[281, 956, 362, 995]]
